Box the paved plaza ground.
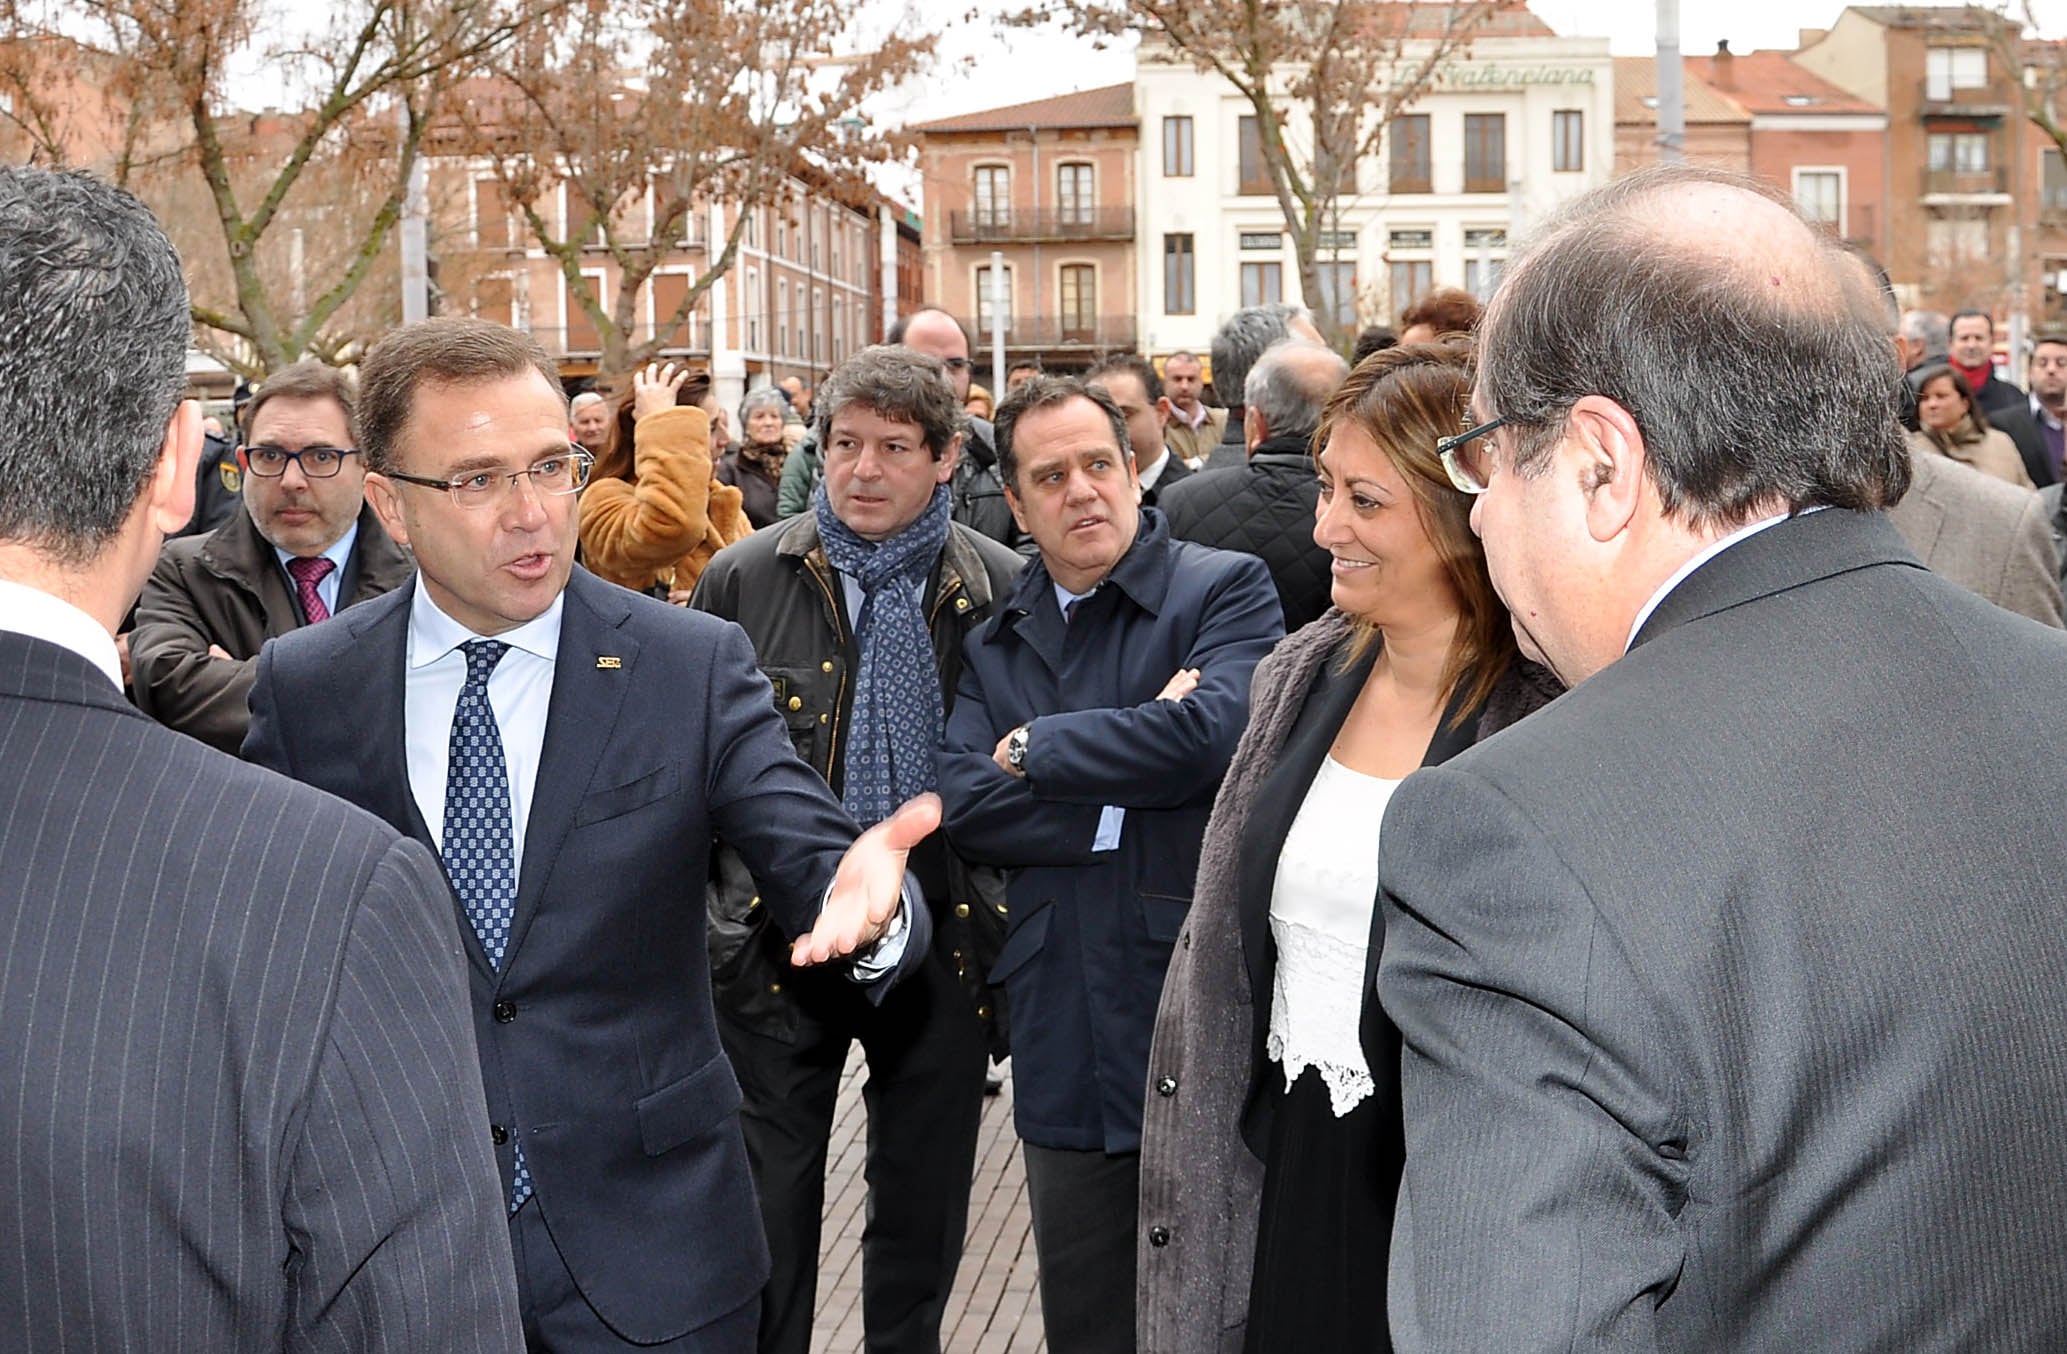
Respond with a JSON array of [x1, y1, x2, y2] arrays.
[[810, 1053, 1047, 1354]]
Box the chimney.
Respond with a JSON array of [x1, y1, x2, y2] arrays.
[[1800, 27, 1828, 48], [1713, 39, 1735, 90]]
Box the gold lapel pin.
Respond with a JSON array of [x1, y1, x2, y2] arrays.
[[596, 656, 622, 670]]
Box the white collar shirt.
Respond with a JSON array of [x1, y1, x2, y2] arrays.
[[0, 579, 122, 690], [271, 519, 359, 618], [1625, 511, 1800, 653], [403, 580, 563, 877]]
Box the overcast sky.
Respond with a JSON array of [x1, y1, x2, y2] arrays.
[[882, 0, 2067, 135]]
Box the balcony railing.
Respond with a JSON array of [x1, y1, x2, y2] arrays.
[[1920, 77, 2012, 117], [962, 314, 1139, 351], [1925, 166, 2009, 197], [949, 207, 1135, 243]]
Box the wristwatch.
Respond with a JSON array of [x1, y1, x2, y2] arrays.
[[1005, 724, 1030, 775]]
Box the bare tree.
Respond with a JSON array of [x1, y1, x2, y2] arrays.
[[2, 0, 552, 378], [456, 0, 939, 376], [1014, 0, 1514, 349]]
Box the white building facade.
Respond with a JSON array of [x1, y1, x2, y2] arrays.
[[1133, 24, 1614, 359]]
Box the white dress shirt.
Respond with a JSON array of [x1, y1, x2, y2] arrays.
[[1625, 511, 1800, 653], [271, 519, 358, 619], [1137, 448, 1172, 493], [1050, 580, 1125, 852], [403, 582, 561, 876], [0, 579, 122, 689]]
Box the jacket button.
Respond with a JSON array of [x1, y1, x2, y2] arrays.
[[819, 713, 829, 724], [1157, 1075, 1178, 1096], [952, 948, 963, 963], [954, 903, 971, 918], [491, 1124, 509, 1146], [1148, 1225, 1171, 1247], [787, 696, 803, 711], [976, 1004, 990, 1018], [820, 660, 834, 673], [769, 981, 782, 994], [748, 894, 760, 909], [493, 1000, 517, 1023], [955, 597, 970, 611]]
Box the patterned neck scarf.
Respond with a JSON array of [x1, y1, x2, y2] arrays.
[[813, 481, 952, 828]]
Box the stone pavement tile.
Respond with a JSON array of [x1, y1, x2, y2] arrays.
[[807, 1049, 1046, 1353]]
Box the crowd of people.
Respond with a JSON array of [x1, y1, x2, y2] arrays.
[[9, 154, 2067, 1354]]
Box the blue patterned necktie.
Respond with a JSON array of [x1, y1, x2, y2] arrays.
[[440, 638, 531, 1209]]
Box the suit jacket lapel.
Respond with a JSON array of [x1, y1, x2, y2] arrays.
[[1630, 509, 1923, 653], [504, 569, 638, 963], [338, 583, 438, 850]]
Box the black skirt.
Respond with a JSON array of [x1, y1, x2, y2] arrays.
[[1241, 1060, 1399, 1354]]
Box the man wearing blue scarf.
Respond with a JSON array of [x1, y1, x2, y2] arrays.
[[691, 347, 1024, 1354]]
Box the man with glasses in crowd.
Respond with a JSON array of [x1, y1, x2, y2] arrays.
[[243, 315, 939, 1354], [131, 360, 411, 752]]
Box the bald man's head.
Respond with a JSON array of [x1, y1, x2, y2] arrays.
[[1475, 164, 1908, 527]]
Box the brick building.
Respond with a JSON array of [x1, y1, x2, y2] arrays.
[[911, 83, 1139, 382]]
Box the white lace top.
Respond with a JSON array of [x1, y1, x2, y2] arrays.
[[1266, 755, 1401, 1117]]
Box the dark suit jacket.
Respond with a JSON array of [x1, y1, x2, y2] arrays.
[[244, 566, 930, 1348], [1975, 375, 2055, 487], [1140, 449, 1193, 507], [0, 628, 519, 1351], [132, 500, 412, 753], [1378, 509, 2067, 1351], [938, 509, 1283, 1153]]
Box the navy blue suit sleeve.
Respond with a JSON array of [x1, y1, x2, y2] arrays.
[[700, 621, 929, 990], [1024, 555, 1282, 807], [241, 636, 292, 775], [937, 635, 1108, 868]]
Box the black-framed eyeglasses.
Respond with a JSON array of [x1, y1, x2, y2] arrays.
[[1436, 417, 1508, 495], [940, 356, 973, 372], [239, 445, 360, 479], [382, 447, 595, 509]]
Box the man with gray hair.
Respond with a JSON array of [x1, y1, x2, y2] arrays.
[[1158, 340, 1348, 631], [569, 388, 610, 453], [0, 166, 521, 1350], [1378, 162, 2067, 1350], [1202, 302, 1323, 469], [691, 344, 1023, 1354]]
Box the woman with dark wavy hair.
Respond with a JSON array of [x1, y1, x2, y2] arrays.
[[1137, 338, 1560, 1354]]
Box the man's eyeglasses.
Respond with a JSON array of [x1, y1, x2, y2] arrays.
[[382, 447, 595, 509], [1436, 417, 1508, 495], [240, 445, 359, 479], [939, 356, 972, 372]]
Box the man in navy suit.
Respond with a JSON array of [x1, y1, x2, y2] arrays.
[[245, 316, 935, 1354], [937, 375, 1283, 1354]]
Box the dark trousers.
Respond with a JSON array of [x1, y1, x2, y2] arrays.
[[510, 1197, 757, 1353], [719, 944, 988, 1354], [1021, 1143, 1139, 1354]]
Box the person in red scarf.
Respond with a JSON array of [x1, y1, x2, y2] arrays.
[[1948, 309, 2056, 487]]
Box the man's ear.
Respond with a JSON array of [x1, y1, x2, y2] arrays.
[[1153, 396, 1173, 430], [144, 399, 204, 537], [1243, 405, 1266, 452], [935, 431, 963, 485], [1003, 480, 1031, 535], [1566, 395, 1647, 544], [363, 471, 411, 550]]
